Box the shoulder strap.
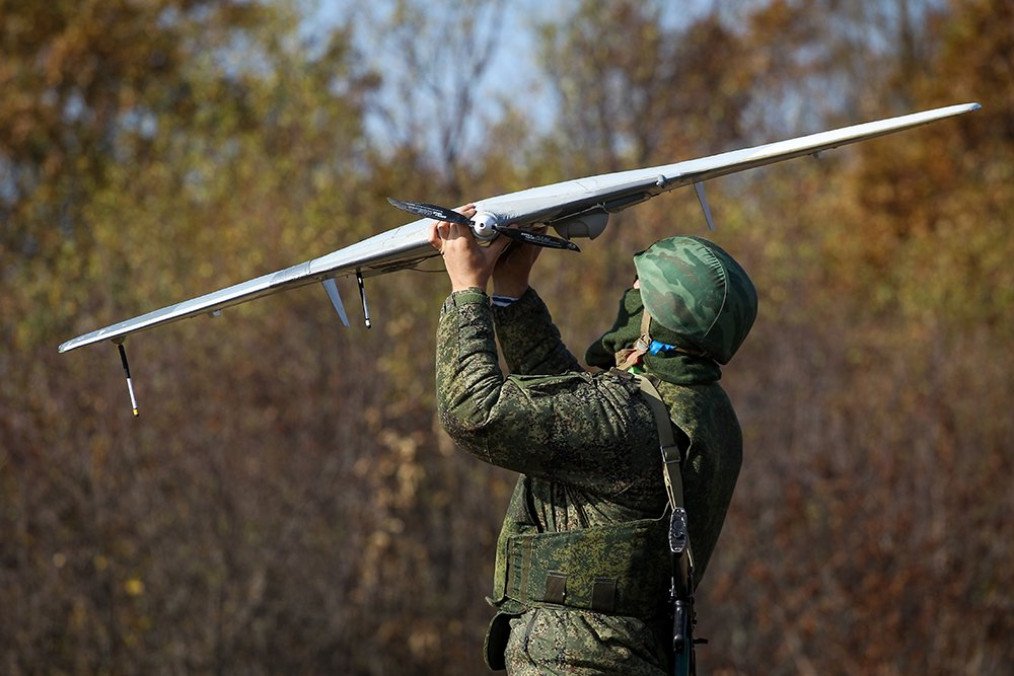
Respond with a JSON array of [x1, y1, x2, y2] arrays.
[[633, 372, 698, 590], [632, 374, 685, 515]]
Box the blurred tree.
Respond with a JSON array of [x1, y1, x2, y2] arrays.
[[841, 0, 1013, 328], [702, 1, 1012, 673], [353, 0, 507, 195], [536, 0, 754, 176], [741, 0, 949, 132], [0, 1, 390, 672], [1, 0, 1009, 673]]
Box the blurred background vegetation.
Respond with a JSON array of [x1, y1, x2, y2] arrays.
[[1, 0, 1010, 673]]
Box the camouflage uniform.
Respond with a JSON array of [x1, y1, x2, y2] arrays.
[[436, 279, 746, 674]]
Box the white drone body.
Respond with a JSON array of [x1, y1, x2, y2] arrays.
[[57, 102, 980, 415]]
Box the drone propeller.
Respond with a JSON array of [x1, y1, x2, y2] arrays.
[[387, 198, 472, 226], [387, 197, 580, 252]]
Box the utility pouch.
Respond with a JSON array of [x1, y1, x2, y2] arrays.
[[501, 516, 670, 618]]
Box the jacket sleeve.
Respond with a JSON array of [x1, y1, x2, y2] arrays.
[[436, 289, 660, 496], [491, 287, 582, 376]]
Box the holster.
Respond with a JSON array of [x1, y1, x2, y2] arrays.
[[483, 611, 515, 671]]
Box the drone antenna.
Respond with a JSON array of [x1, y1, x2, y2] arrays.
[[356, 270, 372, 329], [116, 342, 140, 417]]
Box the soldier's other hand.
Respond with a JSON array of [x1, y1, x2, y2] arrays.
[[492, 238, 542, 298]]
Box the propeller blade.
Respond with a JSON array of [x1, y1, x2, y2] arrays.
[[493, 225, 580, 252], [387, 198, 472, 226], [388, 197, 577, 250]]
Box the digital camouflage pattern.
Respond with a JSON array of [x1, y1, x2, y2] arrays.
[[502, 607, 671, 675], [634, 236, 758, 364], [498, 514, 670, 617], [436, 288, 743, 673]]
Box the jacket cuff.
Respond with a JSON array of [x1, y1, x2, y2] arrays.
[[444, 288, 490, 310], [491, 286, 538, 321]]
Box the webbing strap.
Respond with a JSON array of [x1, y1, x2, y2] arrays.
[[634, 374, 686, 512], [615, 308, 654, 370], [633, 373, 697, 580]]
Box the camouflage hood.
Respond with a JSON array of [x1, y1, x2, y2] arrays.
[[584, 286, 722, 385], [584, 287, 644, 369], [633, 236, 757, 365]]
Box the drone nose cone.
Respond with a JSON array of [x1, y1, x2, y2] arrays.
[[470, 211, 500, 241]]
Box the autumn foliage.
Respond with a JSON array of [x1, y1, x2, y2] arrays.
[[1, 0, 1010, 673]]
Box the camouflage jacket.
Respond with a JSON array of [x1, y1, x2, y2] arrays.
[[436, 287, 742, 673]]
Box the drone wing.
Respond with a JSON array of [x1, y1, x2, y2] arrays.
[[57, 216, 442, 353], [472, 102, 981, 229]]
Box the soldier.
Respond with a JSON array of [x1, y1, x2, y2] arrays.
[[429, 207, 757, 674]]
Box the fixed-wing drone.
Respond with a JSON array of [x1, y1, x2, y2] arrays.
[[59, 102, 980, 416]]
